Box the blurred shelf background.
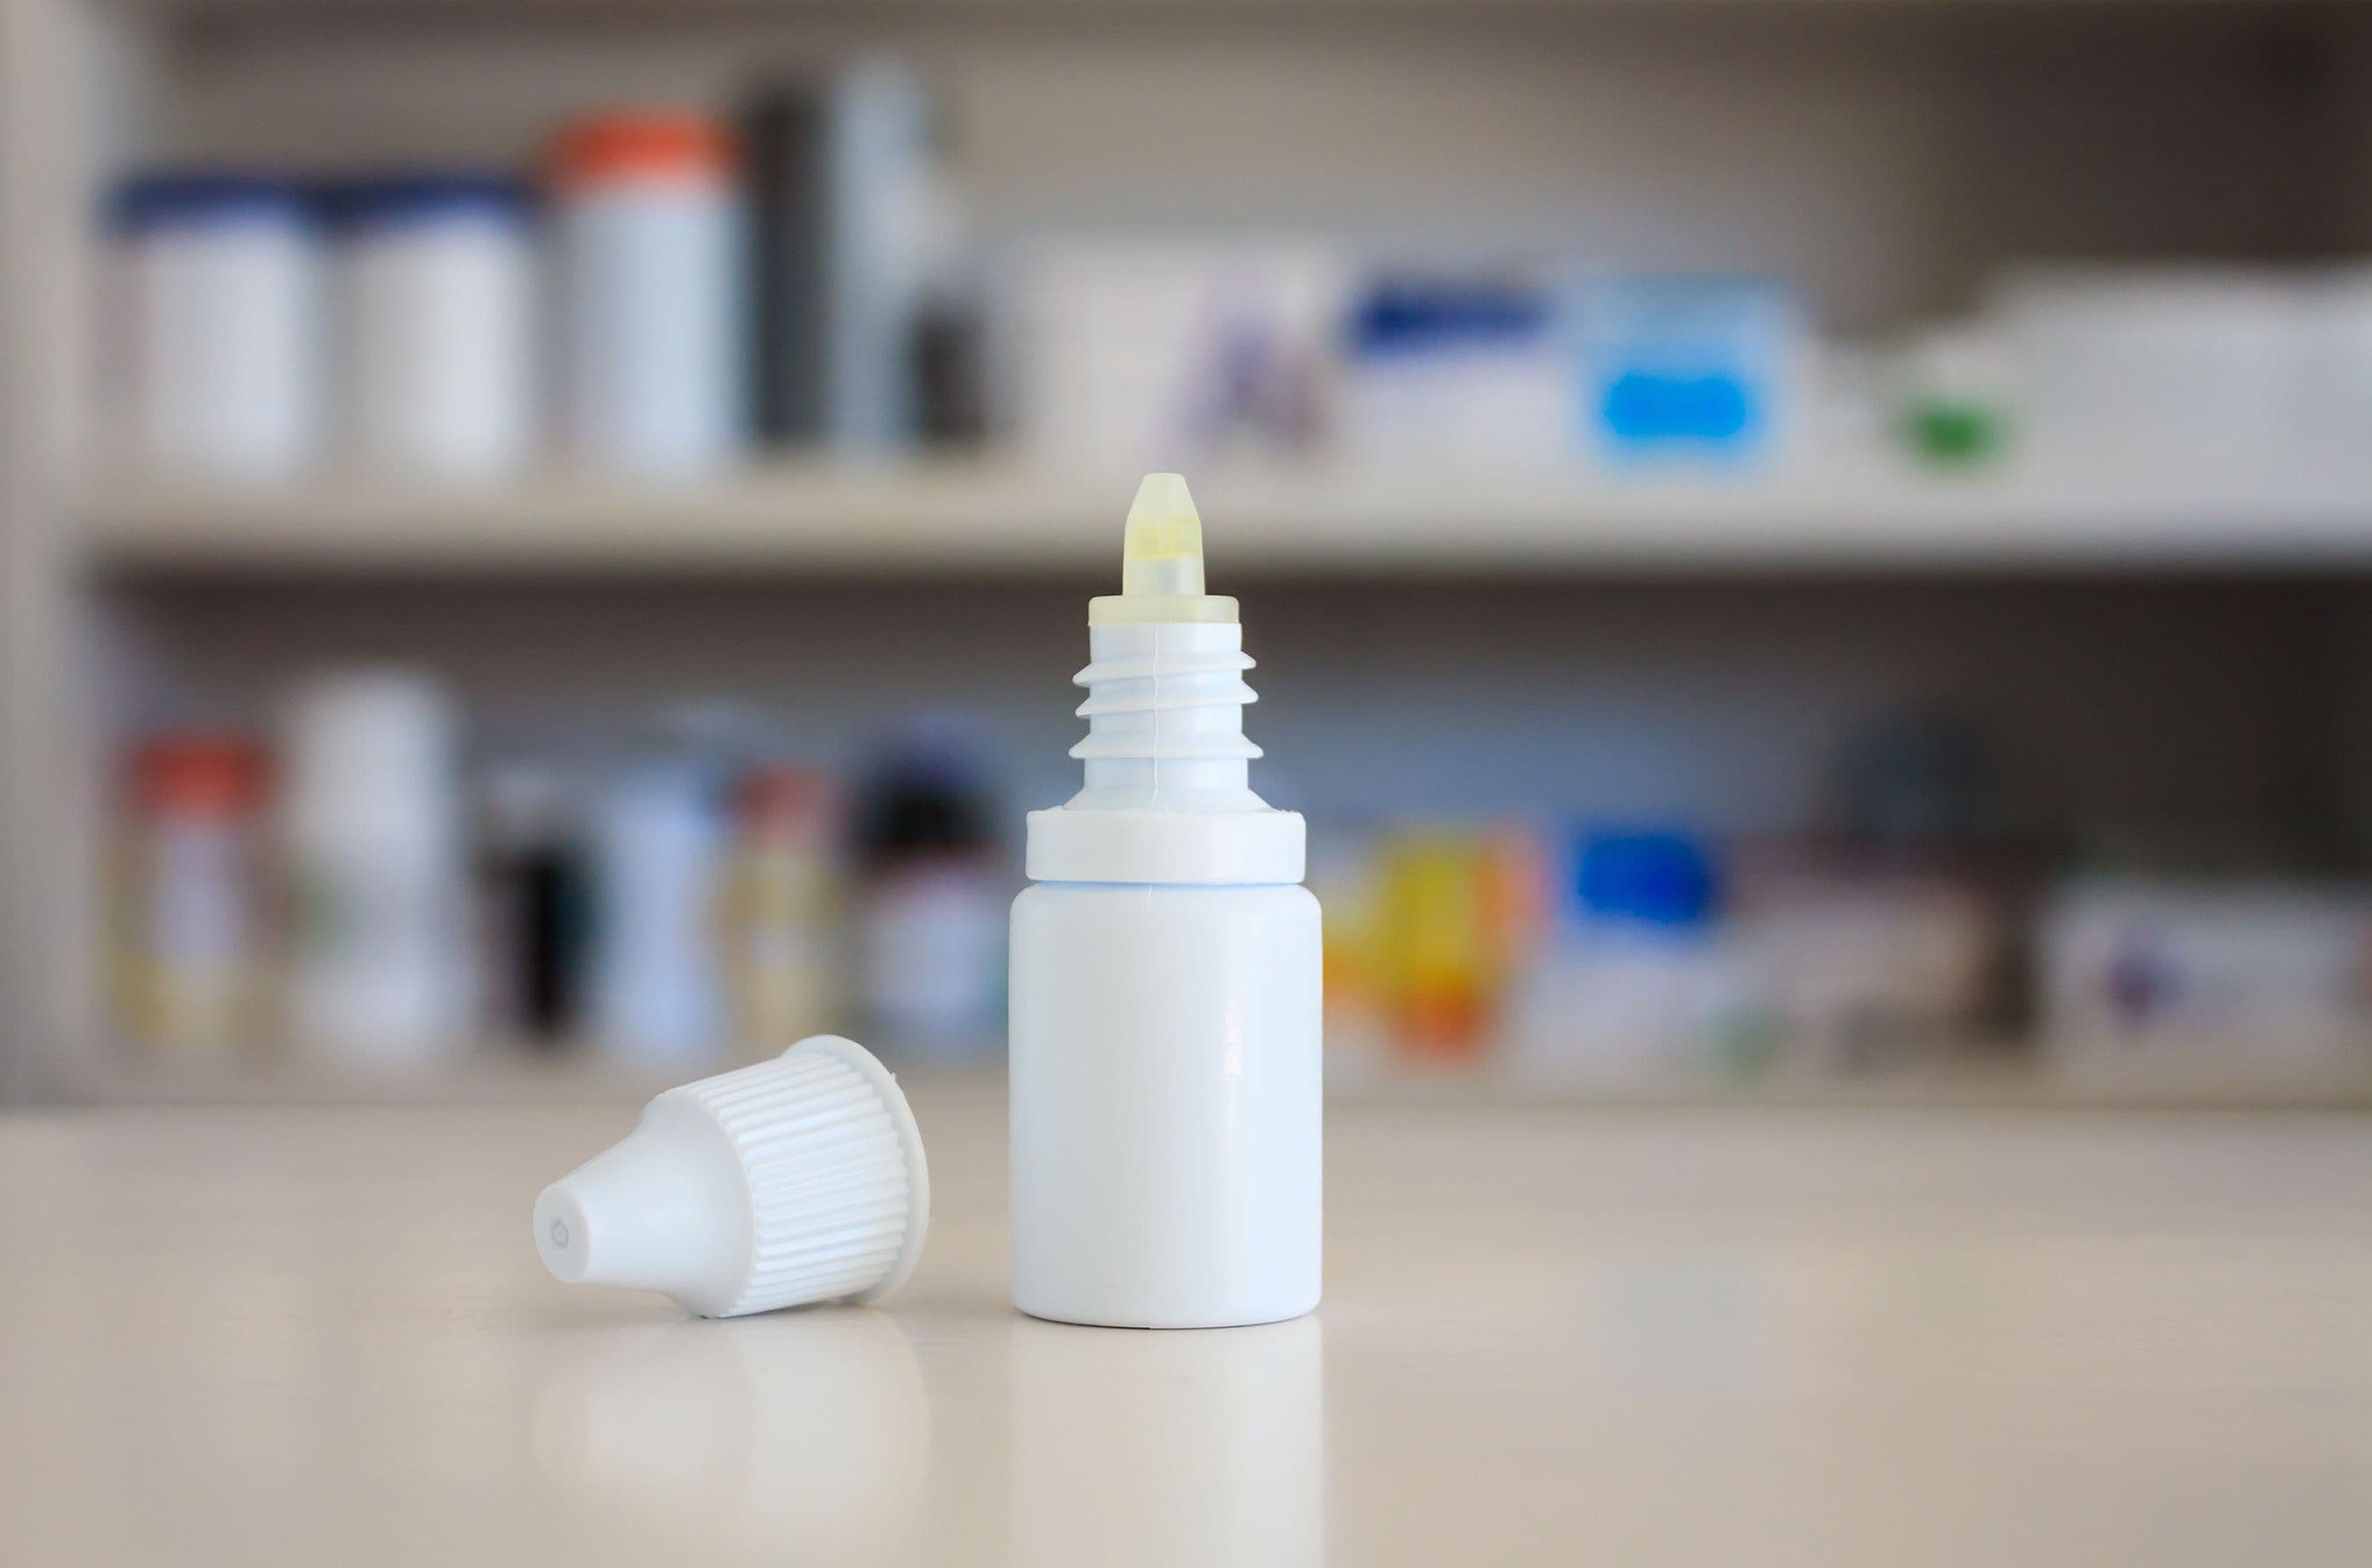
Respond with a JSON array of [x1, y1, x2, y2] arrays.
[[13, 0, 2372, 1106]]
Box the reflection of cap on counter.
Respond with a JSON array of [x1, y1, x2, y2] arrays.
[[533, 1310, 930, 1558]]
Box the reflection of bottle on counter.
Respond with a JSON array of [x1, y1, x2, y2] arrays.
[[856, 722, 1005, 1059], [282, 671, 471, 1067], [727, 765, 845, 1056], [117, 732, 269, 1055]]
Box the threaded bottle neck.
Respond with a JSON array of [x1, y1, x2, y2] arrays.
[[1065, 621, 1269, 815]]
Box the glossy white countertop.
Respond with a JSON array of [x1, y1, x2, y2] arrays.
[[3, 1091, 2367, 1566]]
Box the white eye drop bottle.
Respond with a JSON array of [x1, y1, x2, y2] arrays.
[[1010, 473, 1322, 1330]]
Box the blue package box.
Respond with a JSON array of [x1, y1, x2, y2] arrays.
[[1574, 277, 1803, 469]]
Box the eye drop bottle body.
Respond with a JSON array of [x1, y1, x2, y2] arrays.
[[1011, 876, 1321, 1329], [1009, 604, 1322, 1330]]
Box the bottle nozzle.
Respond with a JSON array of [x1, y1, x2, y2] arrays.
[[1121, 473, 1207, 597], [1091, 473, 1238, 626]]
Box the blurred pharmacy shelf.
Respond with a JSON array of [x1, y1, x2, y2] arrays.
[[75, 459, 2372, 577], [20, 0, 2372, 1113]]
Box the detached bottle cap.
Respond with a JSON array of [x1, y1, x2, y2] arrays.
[[534, 1035, 930, 1317]]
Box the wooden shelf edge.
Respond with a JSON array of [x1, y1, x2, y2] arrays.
[[73, 459, 2372, 578]]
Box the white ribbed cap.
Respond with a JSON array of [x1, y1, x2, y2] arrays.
[[533, 1035, 930, 1318]]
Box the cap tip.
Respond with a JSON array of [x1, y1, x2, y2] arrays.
[[1129, 468, 1196, 509], [534, 1183, 593, 1284]]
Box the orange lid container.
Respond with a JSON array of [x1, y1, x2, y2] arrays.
[[738, 766, 840, 843], [547, 111, 738, 190], [132, 735, 268, 819]]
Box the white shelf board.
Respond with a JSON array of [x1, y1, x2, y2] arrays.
[[75, 458, 2372, 578]]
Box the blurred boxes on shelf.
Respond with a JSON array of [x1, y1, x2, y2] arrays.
[[1994, 266, 2303, 471], [1991, 263, 2372, 473], [1729, 842, 2020, 1074], [1571, 276, 1808, 472], [1503, 828, 1773, 1083], [2039, 879, 2372, 1070], [999, 236, 1346, 462], [96, 106, 2372, 495], [1337, 278, 1568, 465]]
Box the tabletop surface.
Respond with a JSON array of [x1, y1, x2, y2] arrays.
[[3, 1092, 2368, 1567]]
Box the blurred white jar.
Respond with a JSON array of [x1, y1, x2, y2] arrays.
[[113, 172, 324, 478], [548, 113, 745, 476], [337, 173, 537, 479], [281, 670, 472, 1067]]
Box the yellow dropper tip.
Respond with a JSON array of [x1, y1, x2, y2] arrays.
[[1090, 473, 1238, 626], [1121, 473, 1206, 597]]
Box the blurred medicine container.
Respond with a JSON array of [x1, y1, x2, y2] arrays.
[[1730, 843, 2015, 1073], [281, 670, 474, 1069], [1572, 276, 1805, 472], [1338, 280, 1568, 465], [1371, 829, 1527, 1063], [589, 750, 731, 1068], [743, 62, 956, 451], [549, 112, 747, 476], [114, 733, 271, 1056], [1895, 323, 2013, 470], [474, 761, 590, 1047], [2039, 878, 2372, 1072], [335, 172, 538, 480], [855, 728, 1005, 1060], [1503, 829, 1774, 1083], [727, 765, 848, 1057], [108, 172, 325, 478], [1304, 828, 1391, 1074]]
